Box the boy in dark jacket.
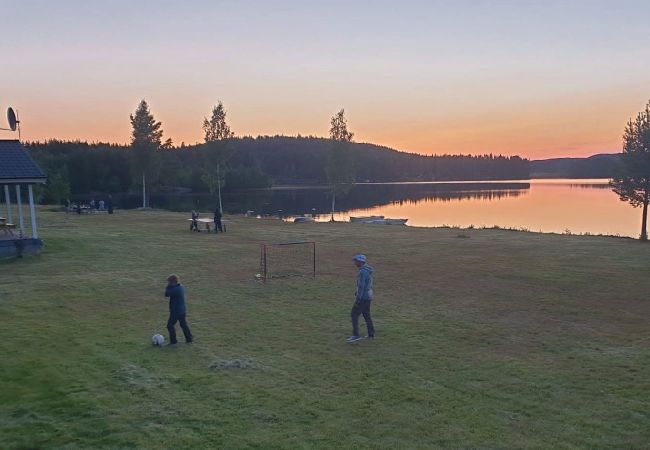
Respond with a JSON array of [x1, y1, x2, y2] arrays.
[[164, 274, 193, 344], [347, 254, 375, 343], [213, 208, 223, 233]]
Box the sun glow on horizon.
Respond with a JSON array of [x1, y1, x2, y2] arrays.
[[2, 1, 649, 159]]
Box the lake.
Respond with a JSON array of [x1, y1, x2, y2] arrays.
[[323, 179, 639, 237], [84, 179, 642, 238]]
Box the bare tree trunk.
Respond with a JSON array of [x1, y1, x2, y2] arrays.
[[330, 190, 336, 222], [142, 172, 146, 209], [641, 197, 648, 241], [217, 165, 223, 214]]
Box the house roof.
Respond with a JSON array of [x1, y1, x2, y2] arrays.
[[0, 140, 47, 184]]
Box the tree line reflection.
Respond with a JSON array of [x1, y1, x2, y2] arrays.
[[76, 182, 531, 216]]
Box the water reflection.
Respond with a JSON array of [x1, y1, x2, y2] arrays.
[[568, 183, 612, 189], [71, 179, 642, 237], [325, 179, 638, 238], [391, 189, 526, 205], [87, 182, 530, 216]]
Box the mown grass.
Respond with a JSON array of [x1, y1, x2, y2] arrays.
[[1, 209, 649, 449]]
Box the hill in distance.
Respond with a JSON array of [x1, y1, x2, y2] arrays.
[[530, 153, 621, 179]]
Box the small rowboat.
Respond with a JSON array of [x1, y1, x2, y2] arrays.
[[350, 215, 384, 223], [366, 218, 408, 225], [294, 215, 315, 223]]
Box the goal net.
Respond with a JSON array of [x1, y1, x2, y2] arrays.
[[260, 241, 316, 280]]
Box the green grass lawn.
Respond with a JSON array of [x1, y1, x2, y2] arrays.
[[2, 209, 650, 449]]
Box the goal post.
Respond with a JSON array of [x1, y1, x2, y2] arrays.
[[260, 241, 316, 281]]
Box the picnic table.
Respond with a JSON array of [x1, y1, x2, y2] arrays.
[[0, 217, 16, 236], [187, 218, 227, 232]]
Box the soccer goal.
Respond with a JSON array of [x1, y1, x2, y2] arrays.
[[259, 241, 316, 281]]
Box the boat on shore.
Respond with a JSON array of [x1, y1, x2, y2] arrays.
[[367, 218, 408, 225], [350, 215, 407, 225], [350, 215, 384, 223], [294, 215, 315, 223]]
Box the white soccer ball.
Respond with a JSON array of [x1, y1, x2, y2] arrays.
[[152, 334, 165, 346]]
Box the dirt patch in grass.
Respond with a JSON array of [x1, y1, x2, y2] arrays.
[[112, 363, 161, 390], [209, 359, 259, 370]]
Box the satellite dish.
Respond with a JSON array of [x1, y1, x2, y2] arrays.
[[1, 107, 20, 138], [7, 107, 17, 131]]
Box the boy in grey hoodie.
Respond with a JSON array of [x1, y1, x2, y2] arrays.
[[347, 254, 376, 342]]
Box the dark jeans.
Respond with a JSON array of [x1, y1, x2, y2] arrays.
[[214, 219, 223, 232], [167, 312, 193, 343], [351, 301, 375, 337]]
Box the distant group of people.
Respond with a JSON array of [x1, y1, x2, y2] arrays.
[[69, 196, 114, 215], [189, 208, 224, 233], [163, 254, 375, 345], [89, 199, 106, 210]]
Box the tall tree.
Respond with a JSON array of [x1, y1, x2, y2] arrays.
[[202, 101, 234, 213], [130, 99, 163, 208], [326, 109, 355, 221], [611, 100, 650, 240], [203, 101, 233, 142]]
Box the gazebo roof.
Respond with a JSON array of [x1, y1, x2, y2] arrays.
[[0, 140, 47, 184]]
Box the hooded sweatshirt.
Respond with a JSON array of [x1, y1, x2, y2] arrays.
[[355, 264, 374, 303]]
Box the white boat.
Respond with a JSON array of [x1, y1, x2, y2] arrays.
[[350, 215, 384, 223], [367, 218, 408, 225], [293, 215, 315, 223]]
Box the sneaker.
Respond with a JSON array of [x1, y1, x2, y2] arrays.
[[346, 335, 363, 343], [366, 335, 375, 340], [167, 341, 178, 346]]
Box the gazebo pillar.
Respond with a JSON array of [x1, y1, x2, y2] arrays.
[[16, 184, 24, 238], [28, 184, 38, 239], [4, 184, 12, 224]]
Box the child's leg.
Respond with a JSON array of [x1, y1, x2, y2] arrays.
[[167, 314, 178, 343], [351, 303, 362, 336], [178, 314, 193, 342], [361, 302, 375, 336]]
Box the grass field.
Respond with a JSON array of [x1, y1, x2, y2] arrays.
[[2, 209, 650, 449]]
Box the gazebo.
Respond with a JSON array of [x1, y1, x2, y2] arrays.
[[0, 140, 47, 258]]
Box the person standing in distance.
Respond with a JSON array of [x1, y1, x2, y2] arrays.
[[190, 210, 199, 232], [165, 274, 193, 345], [347, 254, 375, 343], [213, 207, 224, 233]]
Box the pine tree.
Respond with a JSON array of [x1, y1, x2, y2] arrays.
[[203, 102, 234, 142], [202, 101, 235, 213], [611, 100, 650, 240], [326, 109, 355, 221], [130, 99, 163, 208]]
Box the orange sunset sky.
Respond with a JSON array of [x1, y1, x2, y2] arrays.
[[1, 0, 649, 159]]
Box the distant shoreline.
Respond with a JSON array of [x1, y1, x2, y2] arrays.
[[269, 178, 609, 190]]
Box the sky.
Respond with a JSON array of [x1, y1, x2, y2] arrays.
[[1, 0, 649, 159]]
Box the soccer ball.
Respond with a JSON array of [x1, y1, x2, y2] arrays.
[[152, 334, 165, 346]]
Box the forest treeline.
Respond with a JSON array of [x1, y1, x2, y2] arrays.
[[530, 154, 621, 178], [26, 136, 530, 203]]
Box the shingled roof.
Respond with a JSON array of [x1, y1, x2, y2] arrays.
[[0, 140, 47, 184]]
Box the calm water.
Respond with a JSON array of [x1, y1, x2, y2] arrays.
[[323, 179, 640, 237], [82, 179, 642, 238]]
